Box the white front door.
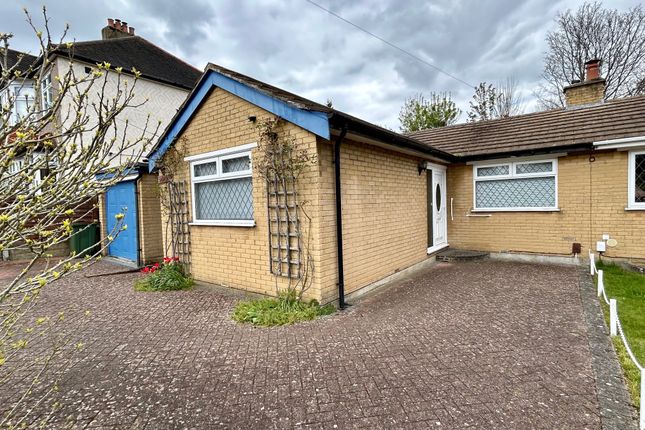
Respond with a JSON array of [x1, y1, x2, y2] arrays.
[[428, 166, 448, 253]]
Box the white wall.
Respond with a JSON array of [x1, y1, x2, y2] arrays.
[[54, 57, 190, 167]]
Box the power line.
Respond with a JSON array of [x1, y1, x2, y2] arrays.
[[304, 0, 475, 89]]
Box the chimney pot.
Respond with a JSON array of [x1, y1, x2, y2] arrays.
[[585, 59, 601, 81], [101, 18, 136, 39], [563, 58, 606, 107]]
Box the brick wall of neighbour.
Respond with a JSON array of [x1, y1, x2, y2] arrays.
[[447, 151, 645, 260], [137, 173, 164, 264], [317, 138, 431, 304], [160, 88, 324, 300]]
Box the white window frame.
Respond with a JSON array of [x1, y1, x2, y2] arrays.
[[187, 143, 256, 227], [472, 158, 559, 212], [628, 150, 645, 210], [40, 72, 53, 110]]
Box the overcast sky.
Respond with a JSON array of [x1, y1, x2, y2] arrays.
[[0, 0, 640, 129]]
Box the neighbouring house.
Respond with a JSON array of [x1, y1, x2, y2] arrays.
[[1, 19, 201, 264], [147, 59, 645, 306]]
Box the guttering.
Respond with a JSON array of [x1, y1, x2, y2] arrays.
[[334, 125, 348, 309], [594, 135, 645, 150], [459, 142, 593, 163], [329, 113, 456, 163]]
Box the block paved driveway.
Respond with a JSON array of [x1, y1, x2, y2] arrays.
[[1, 260, 602, 429]]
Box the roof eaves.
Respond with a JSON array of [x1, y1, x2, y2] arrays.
[[147, 67, 332, 171], [329, 112, 457, 162]]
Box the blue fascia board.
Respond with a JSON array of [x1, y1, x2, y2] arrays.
[[148, 70, 330, 172]]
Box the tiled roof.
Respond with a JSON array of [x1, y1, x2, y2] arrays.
[[188, 64, 455, 160], [2, 49, 38, 74], [54, 37, 201, 90], [407, 96, 645, 159]]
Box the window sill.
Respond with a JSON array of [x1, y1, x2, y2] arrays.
[[624, 207, 645, 211], [189, 220, 256, 227], [471, 208, 560, 213]]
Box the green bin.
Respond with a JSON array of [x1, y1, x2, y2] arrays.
[[70, 223, 100, 257]]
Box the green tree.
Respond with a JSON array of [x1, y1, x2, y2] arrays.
[[467, 79, 523, 122], [398, 92, 461, 132]]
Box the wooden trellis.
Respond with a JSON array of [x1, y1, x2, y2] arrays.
[[267, 174, 302, 278], [166, 180, 191, 272]]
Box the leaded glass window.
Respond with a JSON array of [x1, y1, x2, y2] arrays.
[[190, 147, 254, 225], [473, 159, 558, 210], [629, 151, 645, 208], [477, 165, 509, 177]]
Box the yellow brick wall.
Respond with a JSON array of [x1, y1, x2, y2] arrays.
[[317, 137, 431, 303], [137, 173, 164, 264], [160, 88, 324, 300], [98, 194, 108, 257], [564, 81, 605, 106], [447, 151, 645, 259]]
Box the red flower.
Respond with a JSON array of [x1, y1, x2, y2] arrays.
[[163, 257, 171, 263], [173, 257, 180, 261], [150, 267, 156, 273], [141, 267, 149, 273], [153, 263, 160, 268]]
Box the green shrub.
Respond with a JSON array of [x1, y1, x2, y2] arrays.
[[232, 291, 335, 326], [135, 259, 194, 292]]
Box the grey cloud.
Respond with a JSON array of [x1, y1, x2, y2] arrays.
[[1, 0, 642, 129]]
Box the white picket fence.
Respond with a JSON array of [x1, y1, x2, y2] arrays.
[[590, 251, 644, 429]]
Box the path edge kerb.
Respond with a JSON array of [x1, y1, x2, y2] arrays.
[[578, 267, 638, 430]]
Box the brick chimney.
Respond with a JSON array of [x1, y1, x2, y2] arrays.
[[563, 59, 606, 107], [101, 18, 136, 40]]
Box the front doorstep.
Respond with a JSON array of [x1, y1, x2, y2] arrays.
[[427, 243, 449, 255]]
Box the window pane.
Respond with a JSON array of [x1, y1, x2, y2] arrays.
[[194, 161, 217, 177], [516, 161, 552, 174], [636, 154, 645, 203], [195, 177, 253, 220], [223, 155, 250, 173], [477, 165, 509, 177], [476, 177, 556, 208]]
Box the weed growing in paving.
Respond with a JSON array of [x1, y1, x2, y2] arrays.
[[232, 291, 335, 326]]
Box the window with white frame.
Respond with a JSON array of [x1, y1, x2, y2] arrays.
[[13, 85, 35, 122], [628, 150, 645, 209], [473, 159, 558, 211], [41, 73, 54, 110], [189, 145, 254, 226]]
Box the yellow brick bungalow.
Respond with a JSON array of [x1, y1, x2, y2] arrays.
[[147, 60, 645, 306]]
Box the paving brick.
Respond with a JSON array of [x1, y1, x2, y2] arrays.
[[0, 259, 619, 429]]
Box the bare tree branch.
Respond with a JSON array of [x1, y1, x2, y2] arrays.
[[537, 1, 645, 109]]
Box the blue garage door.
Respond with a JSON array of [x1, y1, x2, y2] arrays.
[[106, 180, 138, 262]]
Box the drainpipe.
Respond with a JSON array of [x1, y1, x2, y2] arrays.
[[334, 126, 348, 309]]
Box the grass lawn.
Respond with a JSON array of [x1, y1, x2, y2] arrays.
[[596, 261, 645, 407]]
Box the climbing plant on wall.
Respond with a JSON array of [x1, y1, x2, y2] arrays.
[[254, 117, 317, 301]]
